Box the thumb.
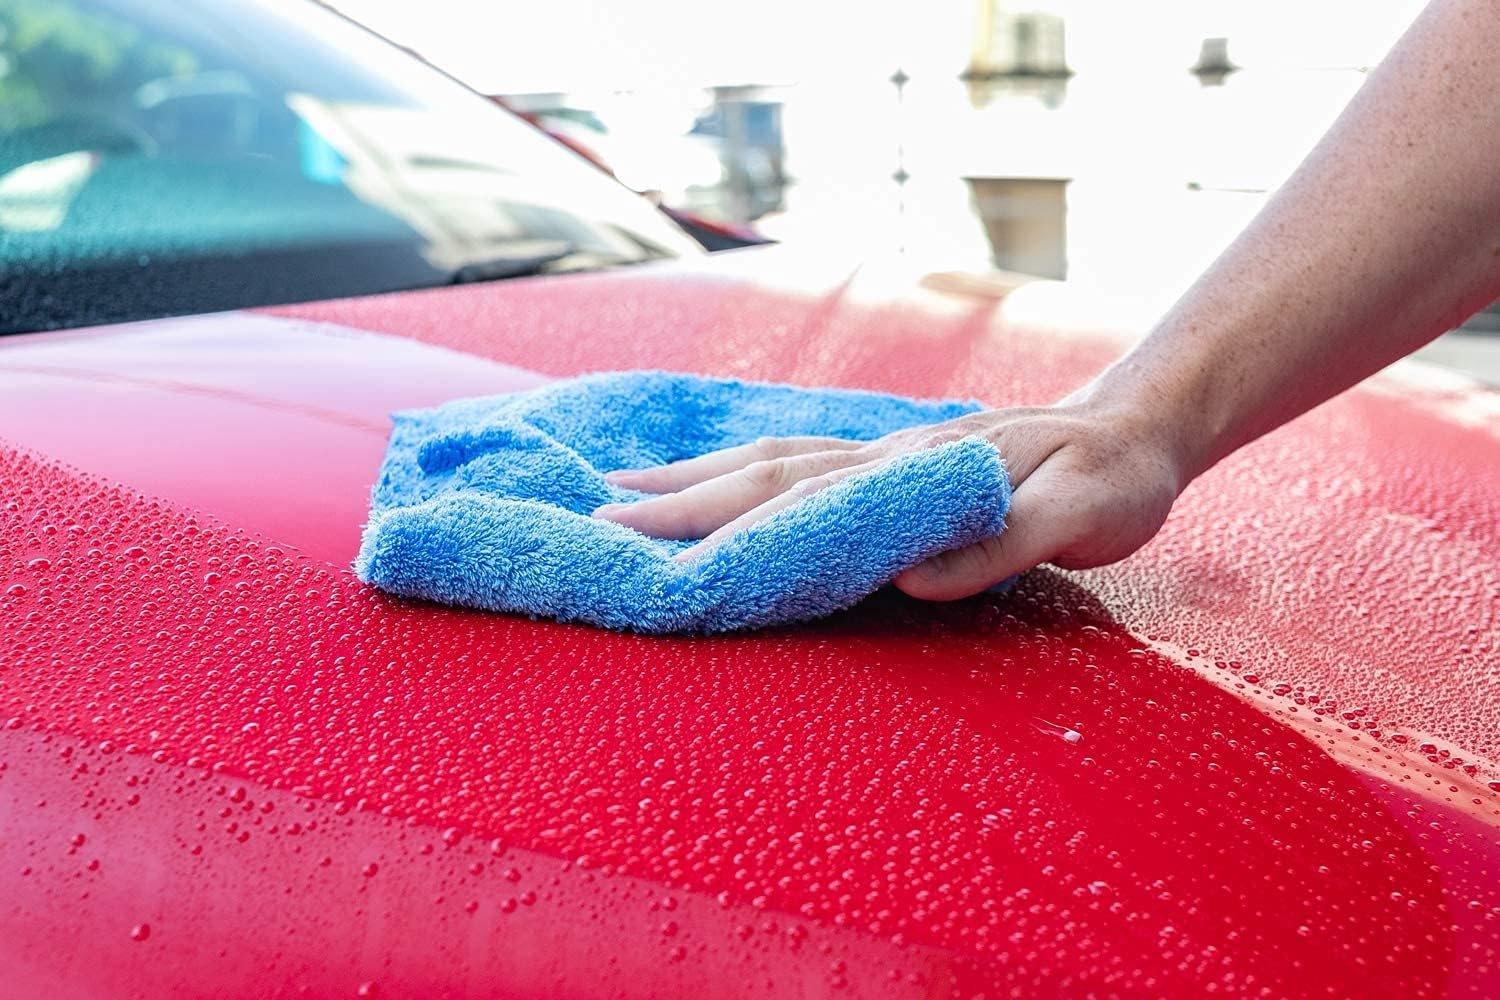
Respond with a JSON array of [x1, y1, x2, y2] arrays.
[[893, 484, 1061, 601]]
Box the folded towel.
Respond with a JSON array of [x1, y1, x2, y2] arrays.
[[356, 371, 1010, 633]]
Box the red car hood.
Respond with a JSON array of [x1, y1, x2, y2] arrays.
[[1, 247, 1497, 998]]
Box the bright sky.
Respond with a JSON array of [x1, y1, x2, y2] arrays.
[[324, 0, 1432, 291], [330, 0, 1428, 95]]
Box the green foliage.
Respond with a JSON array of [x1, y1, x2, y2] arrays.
[[0, 0, 197, 129]]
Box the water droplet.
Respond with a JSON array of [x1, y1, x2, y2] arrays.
[[1032, 718, 1082, 744]]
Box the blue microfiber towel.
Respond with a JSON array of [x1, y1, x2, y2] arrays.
[[356, 371, 1010, 634]]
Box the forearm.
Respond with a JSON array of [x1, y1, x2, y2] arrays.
[[1085, 0, 1500, 482]]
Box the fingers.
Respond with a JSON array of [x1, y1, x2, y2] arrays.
[[591, 404, 1182, 600], [673, 459, 883, 562], [596, 447, 871, 540], [604, 436, 861, 493], [892, 477, 1064, 601], [879, 418, 1070, 599], [597, 414, 1063, 547]]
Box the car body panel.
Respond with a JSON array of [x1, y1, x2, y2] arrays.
[[2, 248, 1498, 997], [0, 313, 545, 565]]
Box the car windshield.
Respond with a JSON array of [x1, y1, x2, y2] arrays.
[[0, 0, 701, 334]]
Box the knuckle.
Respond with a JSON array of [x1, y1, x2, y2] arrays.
[[777, 451, 859, 489], [754, 436, 791, 459], [788, 475, 830, 499], [922, 428, 966, 448], [743, 459, 793, 492]]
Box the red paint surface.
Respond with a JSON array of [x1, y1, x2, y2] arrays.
[[266, 253, 1500, 766], [2, 248, 1498, 997], [0, 314, 544, 565]]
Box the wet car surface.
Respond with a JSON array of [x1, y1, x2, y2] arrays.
[[2, 248, 1497, 997]]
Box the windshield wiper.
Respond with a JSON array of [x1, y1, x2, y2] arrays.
[[449, 241, 580, 283], [448, 241, 650, 284]]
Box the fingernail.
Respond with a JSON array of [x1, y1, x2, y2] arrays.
[[671, 544, 704, 564], [593, 503, 624, 518], [603, 470, 636, 484]]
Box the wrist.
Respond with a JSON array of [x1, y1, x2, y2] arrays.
[[1067, 351, 1226, 487]]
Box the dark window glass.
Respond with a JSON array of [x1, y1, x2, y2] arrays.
[[0, 0, 699, 333]]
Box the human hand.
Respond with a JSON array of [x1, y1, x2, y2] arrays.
[[593, 395, 1191, 600]]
